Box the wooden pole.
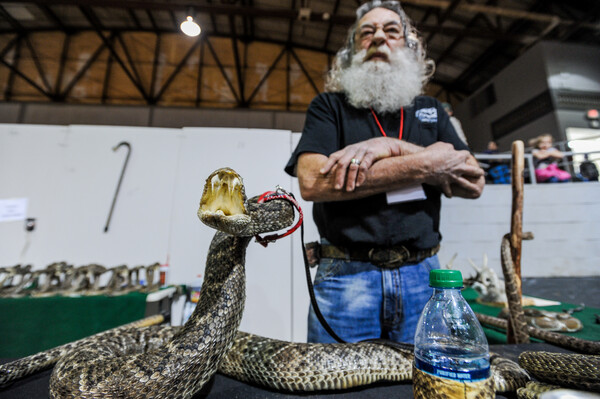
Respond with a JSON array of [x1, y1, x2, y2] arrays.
[[507, 140, 524, 343]]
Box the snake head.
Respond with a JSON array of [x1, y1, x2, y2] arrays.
[[198, 168, 251, 235]]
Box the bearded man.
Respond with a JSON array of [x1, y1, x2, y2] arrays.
[[285, 0, 484, 344]]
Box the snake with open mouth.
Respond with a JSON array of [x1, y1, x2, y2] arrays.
[[1, 167, 533, 397]]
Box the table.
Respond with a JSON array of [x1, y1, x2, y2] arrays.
[[0, 343, 570, 399], [0, 288, 178, 358], [462, 288, 600, 345]]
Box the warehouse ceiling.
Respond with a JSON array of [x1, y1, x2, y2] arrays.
[[0, 0, 599, 111]]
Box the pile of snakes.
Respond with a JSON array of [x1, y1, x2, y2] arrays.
[[0, 167, 598, 398], [0, 262, 163, 298]]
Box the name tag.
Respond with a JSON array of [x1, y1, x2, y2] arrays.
[[386, 185, 426, 204]]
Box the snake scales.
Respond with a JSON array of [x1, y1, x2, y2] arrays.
[[6, 167, 587, 398], [475, 233, 600, 398]]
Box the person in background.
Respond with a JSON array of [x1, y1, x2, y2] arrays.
[[483, 140, 511, 184], [530, 133, 571, 183], [442, 102, 468, 146], [484, 140, 498, 154], [284, 0, 484, 344], [578, 154, 599, 182]]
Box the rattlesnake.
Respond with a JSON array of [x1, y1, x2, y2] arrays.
[[476, 233, 600, 398], [1, 167, 534, 397]]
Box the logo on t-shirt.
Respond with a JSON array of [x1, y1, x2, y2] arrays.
[[415, 107, 437, 123]]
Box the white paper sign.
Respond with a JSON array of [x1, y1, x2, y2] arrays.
[[386, 185, 426, 204], [0, 198, 28, 222]]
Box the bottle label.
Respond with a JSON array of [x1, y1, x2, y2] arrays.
[[413, 366, 494, 399], [414, 358, 490, 382]]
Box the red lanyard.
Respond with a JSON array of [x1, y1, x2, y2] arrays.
[[370, 108, 404, 140]]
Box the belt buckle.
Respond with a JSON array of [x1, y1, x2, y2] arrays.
[[368, 246, 410, 268]]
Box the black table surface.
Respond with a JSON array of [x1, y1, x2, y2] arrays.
[[1, 343, 570, 399]]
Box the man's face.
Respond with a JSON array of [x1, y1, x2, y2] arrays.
[[354, 7, 405, 62]]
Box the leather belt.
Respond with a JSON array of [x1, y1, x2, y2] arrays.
[[319, 243, 440, 269]]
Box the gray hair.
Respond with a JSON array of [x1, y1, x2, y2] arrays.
[[325, 0, 434, 91]]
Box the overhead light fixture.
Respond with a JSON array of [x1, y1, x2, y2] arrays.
[[180, 10, 201, 37]]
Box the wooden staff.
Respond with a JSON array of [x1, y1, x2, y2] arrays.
[[507, 140, 524, 343]]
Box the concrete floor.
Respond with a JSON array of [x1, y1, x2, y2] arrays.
[[522, 276, 600, 308]]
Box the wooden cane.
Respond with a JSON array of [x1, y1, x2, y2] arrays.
[[507, 140, 525, 343]]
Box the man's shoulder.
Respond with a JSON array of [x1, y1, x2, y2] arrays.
[[307, 92, 356, 116], [310, 91, 347, 106], [409, 95, 441, 109]]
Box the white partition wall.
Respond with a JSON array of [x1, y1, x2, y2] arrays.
[[167, 127, 294, 339], [1, 124, 599, 345], [0, 124, 180, 267], [439, 183, 600, 278], [0, 124, 295, 341]]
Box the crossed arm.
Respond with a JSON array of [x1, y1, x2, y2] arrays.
[[296, 137, 484, 202], [533, 148, 565, 162]]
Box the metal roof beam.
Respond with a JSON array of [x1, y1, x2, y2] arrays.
[[229, 15, 246, 106], [204, 38, 240, 103], [288, 47, 319, 96], [153, 37, 202, 103], [9, 0, 600, 31], [0, 36, 53, 99], [0, 4, 24, 31], [425, 0, 462, 43], [322, 0, 341, 51], [79, 5, 150, 102], [60, 33, 110, 99], [39, 4, 68, 31], [54, 33, 70, 98], [247, 46, 286, 104], [128, 9, 142, 30]]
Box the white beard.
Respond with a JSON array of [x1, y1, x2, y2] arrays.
[[339, 46, 426, 114]]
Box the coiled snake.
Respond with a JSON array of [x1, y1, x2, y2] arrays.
[[1, 168, 538, 397], [476, 234, 600, 398]]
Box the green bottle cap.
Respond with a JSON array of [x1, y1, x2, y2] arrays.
[[429, 269, 463, 288]]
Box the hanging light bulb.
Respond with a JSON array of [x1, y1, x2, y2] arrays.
[[180, 15, 201, 37]]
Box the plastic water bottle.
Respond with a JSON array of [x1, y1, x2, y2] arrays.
[[413, 269, 493, 398]]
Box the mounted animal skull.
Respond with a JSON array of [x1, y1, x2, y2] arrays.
[[464, 254, 508, 305]]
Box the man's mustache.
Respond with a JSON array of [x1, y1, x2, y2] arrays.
[[364, 45, 392, 61]]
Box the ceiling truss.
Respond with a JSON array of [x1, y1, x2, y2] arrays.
[[0, 0, 598, 110]]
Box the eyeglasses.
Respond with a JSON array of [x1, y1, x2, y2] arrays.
[[357, 22, 405, 41]]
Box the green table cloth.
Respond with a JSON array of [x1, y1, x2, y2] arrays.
[[0, 292, 147, 357], [463, 287, 600, 344]]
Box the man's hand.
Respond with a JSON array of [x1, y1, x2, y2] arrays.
[[297, 141, 484, 202], [422, 142, 484, 198], [320, 137, 422, 192]]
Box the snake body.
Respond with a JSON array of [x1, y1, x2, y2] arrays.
[[219, 332, 414, 391], [478, 233, 600, 357], [476, 232, 600, 398], [1, 168, 538, 397], [47, 168, 294, 398], [500, 233, 530, 344], [219, 332, 529, 393], [519, 351, 600, 393]]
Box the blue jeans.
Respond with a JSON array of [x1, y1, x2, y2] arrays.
[[307, 246, 440, 344]]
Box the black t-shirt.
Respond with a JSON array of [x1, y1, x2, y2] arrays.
[[285, 92, 467, 250]]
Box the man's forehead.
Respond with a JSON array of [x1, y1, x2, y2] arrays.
[[357, 7, 402, 26]]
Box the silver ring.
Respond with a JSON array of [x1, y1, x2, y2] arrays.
[[351, 158, 361, 166]]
